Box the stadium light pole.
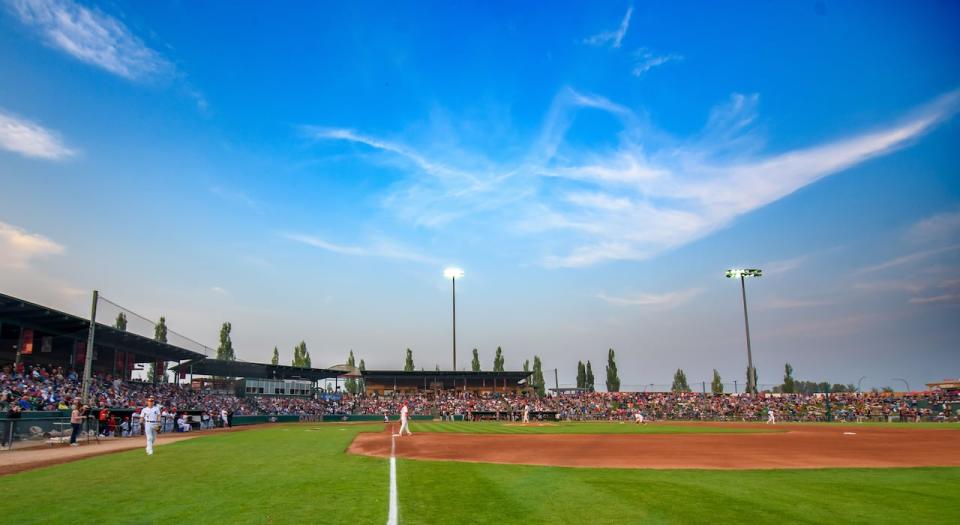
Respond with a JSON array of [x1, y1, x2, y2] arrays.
[[444, 267, 464, 371], [726, 268, 762, 395]]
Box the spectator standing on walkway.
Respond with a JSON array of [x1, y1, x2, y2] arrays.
[[69, 402, 83, 446]]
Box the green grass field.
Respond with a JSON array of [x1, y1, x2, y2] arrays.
[[0, 423, 957, 524]]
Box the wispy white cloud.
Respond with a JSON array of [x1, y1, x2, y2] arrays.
[[210, 185, 262, 213], [907, 293, 960, 305], [854, 244, 960, 274], [597, 288, 700, 307], [764, 297, 832, 309], [907, 210, 960, 243], [7, 0, 173, 81], [210, 286, 229, 295], [283, 233, 439, 264], [307, 87, 960, 269], [907, 278, 960, 305], [763, 256, 806, 275], [632, 47, 682, 77], [853, 280, 926, 294], [0, 109, 75, 160], [583, 6, 633, 48], [0, 221, 65, 269]]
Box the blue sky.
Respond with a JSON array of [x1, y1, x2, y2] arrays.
[[1, 0, 958, 391]]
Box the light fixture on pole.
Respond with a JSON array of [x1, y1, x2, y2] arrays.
[[726, 268, 762, 395], [443, 267, 464, 371]]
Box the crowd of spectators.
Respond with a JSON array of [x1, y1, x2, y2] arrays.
[[3, 363, 957, 426]]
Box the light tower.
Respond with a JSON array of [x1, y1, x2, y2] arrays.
[[443, 267, 464, 370], [726, 268, 762, 394]]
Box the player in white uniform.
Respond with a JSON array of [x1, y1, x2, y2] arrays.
[[399, 402, 412, 436], [522, 404, 530, 424], [766, 408, 776, 424], [634, 411, 645, 424], [141, 397, 162, 455]]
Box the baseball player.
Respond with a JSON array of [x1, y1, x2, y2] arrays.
[[766, 407, 776, 425], [141, 396, 161, 455], [634, 411, 645, 424], [522, 403, 530, 424], [399, 402, 412, 436]]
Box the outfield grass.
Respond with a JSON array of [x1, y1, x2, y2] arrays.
[[408, 421, 781, 434], [398, 460, 960, 524], [0, 424, 388, 524], [0, 423, 957, 524]]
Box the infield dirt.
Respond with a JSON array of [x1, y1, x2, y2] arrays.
[[348, 423, 960, 469]]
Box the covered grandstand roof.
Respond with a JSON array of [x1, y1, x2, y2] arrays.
[[171, 358, 341, 381], [0, 292, 206, 362], [362, 370, 531, 389]]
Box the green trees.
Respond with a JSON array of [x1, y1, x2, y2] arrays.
[[471, 349, 481, 372], [531, 356, 545, 396], [271, 346, 279, 365], [782, 363, 795, 394], [149, 316, 168, 383], [292, 341, 311, 367], [358, 359, 366, 393], [605, 349, 620, 392], [746, 366, 758, 394], [523, 359, 529, 373], [585, 361, 595, 392], [711, 369, 724, 394], [345, 351, 359, 394], [403, 349, 414, 371], [217, 322, 235, 361], [576, 361, 586, 389], [492, 347, 505, 372], [671, 368, 691, 392], [114, 312, 127, 331]]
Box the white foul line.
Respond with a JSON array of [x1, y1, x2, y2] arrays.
[[387, 429, 398, 525]]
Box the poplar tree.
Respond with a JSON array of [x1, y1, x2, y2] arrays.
[[271, 347, 279, 365], [532, 356, 545, 396], [605, 348, 620, 392], [576, 361, 586, 389], [346, 350, 358, 394], [493, 347, 505, 372], [114, 312, 127, 331], [404, 349, 414, 371], [217, 322, 235, 361], [150, 316, 168, 383], [672, 368, 691, 392], [471, 349, 481, 372], [585, 361, 595, 392], [711, 369, 724, 394], [782, 363, 795, 394]]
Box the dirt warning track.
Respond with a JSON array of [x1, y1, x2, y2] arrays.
[[348, 424, 960, 470]]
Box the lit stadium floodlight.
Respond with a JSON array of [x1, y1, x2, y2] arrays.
[[725, 268, 762, 278], [726, 267, 762, 395], [443, 267, 464, 370]]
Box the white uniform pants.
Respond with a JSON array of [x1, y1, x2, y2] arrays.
[[145, 423, 158, 454], [399, 418, 412, 436]]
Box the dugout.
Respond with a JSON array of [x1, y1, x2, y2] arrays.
[[361, 370, 532, 395], [0, 292, 205, 380]]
